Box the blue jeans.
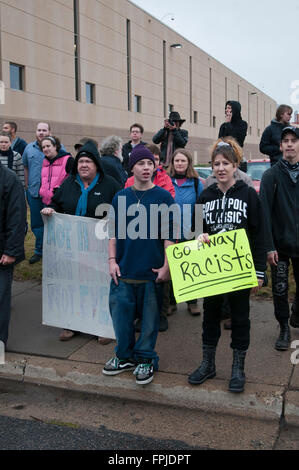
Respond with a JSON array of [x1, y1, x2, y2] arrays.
[[26, 191, 44, 255], [109, 279, 163, 370]]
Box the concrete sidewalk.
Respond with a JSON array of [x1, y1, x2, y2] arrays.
[[1, 281, 299, 427]]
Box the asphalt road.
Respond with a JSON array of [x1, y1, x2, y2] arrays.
[[0, 414, 201, 451], [0, 380, 298, 451]]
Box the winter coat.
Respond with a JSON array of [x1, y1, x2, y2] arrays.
[[39, 151, 74, 205], [204, 168, 254, 189], [152, 128, 188, 163], [23, 140, 67, 197], [101, 154, 127, 188], [49, 141, 121, 218], [218, 100, 248, 147], [0, 149, 25, 187], [198, 180, 266, 278], [171, 176, 203, 240], [124, 165, 175, 198], [0, 162, 26, 265], [122, 140, 147, 175], [11, 136, 28, 156], [260, 159, 299, 257], [259, 119, 285, 165]]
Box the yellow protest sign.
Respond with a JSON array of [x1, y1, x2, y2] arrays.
[[166, 229, 258, 303]]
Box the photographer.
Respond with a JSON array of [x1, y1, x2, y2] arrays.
[[153, 111, 188, 167]]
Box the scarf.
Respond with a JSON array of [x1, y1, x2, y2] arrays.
[[281, 159, 299, 184], [164, 131, 174, 167], [0, 148, 14, 169], [75, 173, 99, 216]]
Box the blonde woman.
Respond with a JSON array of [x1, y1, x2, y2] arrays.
[[188, 140, 266, 393]]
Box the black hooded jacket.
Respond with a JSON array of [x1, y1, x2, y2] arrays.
[[260, 159, 299, 257], [49, 141, 121, 218], [0, 162, 26, 265], [259, 119, 285, 165], [198, 180, 266, 277], [218, 101, 248, 147]]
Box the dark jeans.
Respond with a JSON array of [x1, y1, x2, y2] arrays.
[[202, 289, 251, 351], [109, 279, 163, 370], [271, 253, 299, 323], [26, 191, 44, 256], [0, 265, 14, 345]]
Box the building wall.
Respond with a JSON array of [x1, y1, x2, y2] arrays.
[[0, 0, 277, 162]]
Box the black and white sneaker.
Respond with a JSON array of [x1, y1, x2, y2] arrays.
[[102, 357, 136, 375], [133, 361, 154, 385]]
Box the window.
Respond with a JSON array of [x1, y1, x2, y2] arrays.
[[134, 95, 141, 113], [193, 111, 198, 124], [126, 19, 132, 111], [86, 82, 95, 104], [74, 0, 81, 101], [189, 56, 193, 122], [10, 63, 24, 90], [168, 104, 174, 113], [163, 41, 167, 116]]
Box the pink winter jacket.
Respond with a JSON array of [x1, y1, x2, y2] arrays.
[[39, 154, 72, 205]]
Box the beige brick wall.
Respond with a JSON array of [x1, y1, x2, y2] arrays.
[[0, 0, 276, 162]]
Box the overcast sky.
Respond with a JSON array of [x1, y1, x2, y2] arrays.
[[131, 0, 299, 114]]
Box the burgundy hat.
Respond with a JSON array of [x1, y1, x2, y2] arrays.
[[129, 144, 155, 170]]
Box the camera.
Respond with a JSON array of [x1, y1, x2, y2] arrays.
[[168, 119, 175, 126]]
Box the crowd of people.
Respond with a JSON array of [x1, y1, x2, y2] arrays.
[[0, 101, 299, 391]]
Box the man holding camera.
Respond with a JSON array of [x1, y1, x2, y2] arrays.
[[153, 111, 188, 167]]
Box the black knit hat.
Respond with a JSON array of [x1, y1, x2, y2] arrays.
[[72, 140, 104, 176], [129, 144, 155, 170]]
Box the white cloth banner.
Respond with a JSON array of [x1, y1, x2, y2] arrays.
[[42, 213, 115, 339]]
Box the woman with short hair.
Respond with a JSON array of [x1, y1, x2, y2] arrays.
[[39, 136, 74, 206], [99, 135, 127, 187], [259, 104, 293, 166], [0, 131, 25, 186], [41, 140, 121, 344]]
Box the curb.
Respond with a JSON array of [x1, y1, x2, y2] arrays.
[[0, 353, 285, 422]]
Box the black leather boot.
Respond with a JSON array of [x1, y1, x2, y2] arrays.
[[275, 321, 290, 350], [188, 344, 216, 385], [290, 301, 299, 328], [229, 349, 246, 393]]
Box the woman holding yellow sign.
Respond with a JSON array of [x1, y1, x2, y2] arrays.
[[188, 138, 266, 393]]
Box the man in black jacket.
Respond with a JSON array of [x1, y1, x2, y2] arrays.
[[259, 104, 293, 166], [153, 111, 188, 166], [0, 161, 27, 346], [260, 126, 299, 350], [122, 124, 146, 177]]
